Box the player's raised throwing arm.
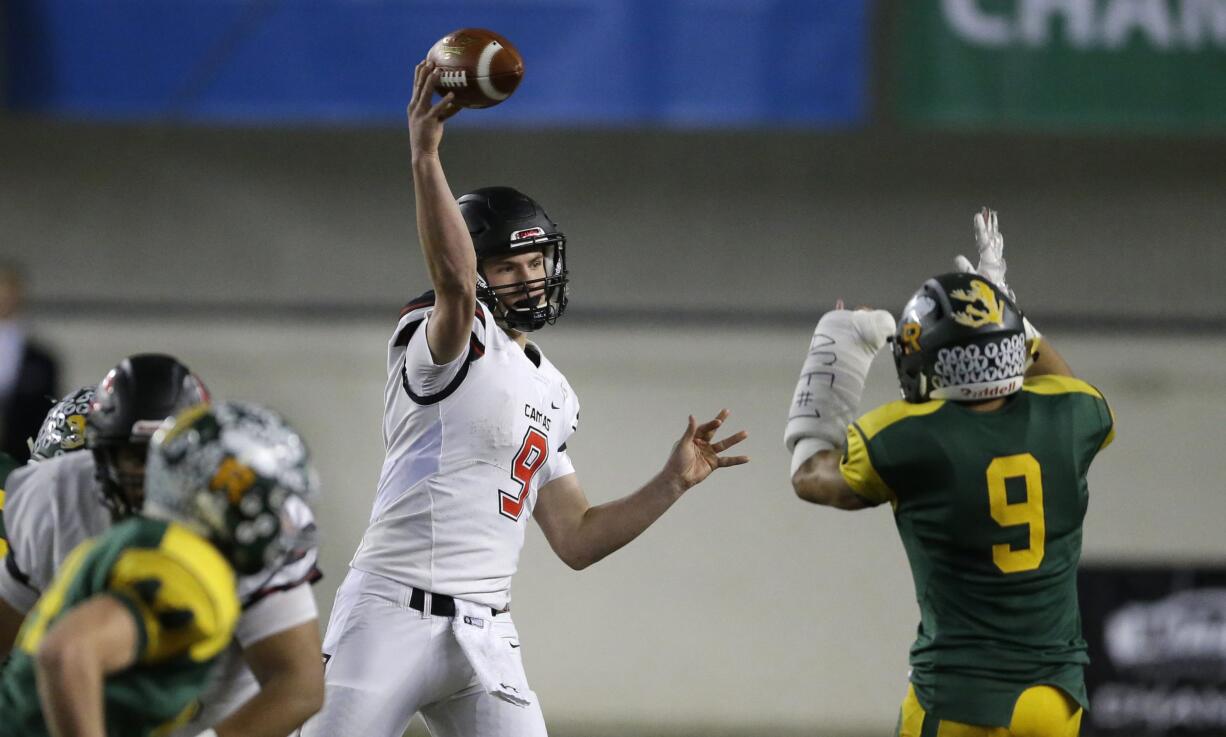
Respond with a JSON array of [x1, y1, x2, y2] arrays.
[[408, 58, 472, 365], [533, 410, 749, 570]]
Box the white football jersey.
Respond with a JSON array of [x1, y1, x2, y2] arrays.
[[0, 451, 321, 734], [350, 294, 580, 610]]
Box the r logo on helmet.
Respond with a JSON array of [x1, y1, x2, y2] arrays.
[[899, 322, 922, 355]]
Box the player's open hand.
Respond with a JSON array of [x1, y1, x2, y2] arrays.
[[955, 207, 1014, 300], [408, 59, 460, 158], [663, 409, 749, 492]]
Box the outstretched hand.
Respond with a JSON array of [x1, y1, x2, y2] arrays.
[[408, 59, 460, 158], [663, 409, 749, 492], [954, 207, 1014, 300]]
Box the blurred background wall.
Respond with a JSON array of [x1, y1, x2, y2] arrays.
[[3, 1, 1226, 735]]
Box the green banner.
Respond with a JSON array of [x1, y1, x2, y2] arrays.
[[897, 0, 1226, 132]]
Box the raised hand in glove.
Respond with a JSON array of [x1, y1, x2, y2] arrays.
[[955, 207, 1014, 301]]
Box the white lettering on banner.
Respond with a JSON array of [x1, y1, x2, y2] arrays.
[[1102, 0, 1173, 49], [1105, 588, 1226, 671], [1020, 0, 1096, 47], [943, 0, 1012, 46], [942, 0, 1226, 51], [1182, 0, 1226, 48]]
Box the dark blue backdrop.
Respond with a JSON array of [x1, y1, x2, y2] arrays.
[[3, 0, 869, 127]]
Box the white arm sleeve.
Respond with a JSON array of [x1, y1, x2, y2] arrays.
[[784, 309, 895, 475], [233, 583, 318, 647]]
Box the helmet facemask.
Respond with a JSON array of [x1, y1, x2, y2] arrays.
[[93, 441, 153, 518], [477, 239, 568, 333]]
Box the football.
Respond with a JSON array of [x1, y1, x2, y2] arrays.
[[427, 28, 524, 109]]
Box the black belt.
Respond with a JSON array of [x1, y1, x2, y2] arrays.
[[407, 588, 505, 618]]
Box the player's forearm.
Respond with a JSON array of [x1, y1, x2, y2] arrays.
[[412, 154, 476, 296], [791, 450, 869, 510], [565, 473, 686, 570], [1025, 335, 1074, 378], [35, 642, 107, 737], [214, 618, 324, 737], [211, 676, 322, 737]]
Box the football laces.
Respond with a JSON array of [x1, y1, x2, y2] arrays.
[[437, 70, 469, 88]]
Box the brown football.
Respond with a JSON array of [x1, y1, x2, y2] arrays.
[[427, 28, 524, 109]]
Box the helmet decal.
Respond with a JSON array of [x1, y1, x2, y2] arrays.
[[509, 227, 545, 242], [950, 279, 1007, 329], [931, 333, 1028, 394], [29, 386, 97, 462], [899, 322, 923, 356]]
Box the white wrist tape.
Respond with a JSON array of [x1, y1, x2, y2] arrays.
[[194, 729, 218, 737], [785, 309, 895, 475]]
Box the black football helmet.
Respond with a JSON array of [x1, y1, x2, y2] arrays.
[[892, 273, 1027, 403], [86, 353, 210, 518], [458, 186, 568, 332]]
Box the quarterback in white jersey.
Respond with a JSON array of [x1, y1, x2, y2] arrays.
[[299, 60, 751, 737], [0, 355, 325, 737], [349, 291, 579, 610]]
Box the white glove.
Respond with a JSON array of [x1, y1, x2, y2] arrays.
[[785, 309, 895, 476], [954, 207, 1013, 300], [954, 207, 1041, 360]]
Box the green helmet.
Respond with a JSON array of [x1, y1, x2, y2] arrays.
[[28, 386, 96, 462], [144, 401, 319, 576]]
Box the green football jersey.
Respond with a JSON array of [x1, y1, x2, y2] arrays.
[[840, 374, 1115, 727], [0, 517, 239, 737]]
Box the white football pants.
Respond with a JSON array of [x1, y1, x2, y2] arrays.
[[299, 569, 547, 737]]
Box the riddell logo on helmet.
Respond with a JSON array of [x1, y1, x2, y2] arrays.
[[958, 379, 1021, 399], [510, 228, 545, 243]]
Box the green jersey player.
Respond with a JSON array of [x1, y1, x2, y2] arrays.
[[0, 401, 320, 737], [785, 211, 1113, 737]]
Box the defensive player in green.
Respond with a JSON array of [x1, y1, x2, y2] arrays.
[[0, 400, 320, 737], [784, 210, 1113, 737]]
